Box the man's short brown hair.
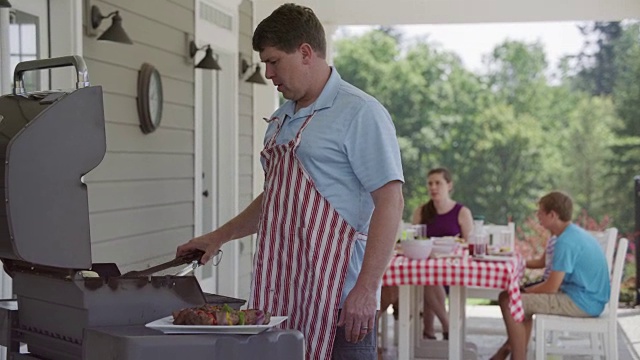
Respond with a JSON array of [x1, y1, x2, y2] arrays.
[[252, 3, 327, 58], [538, 191, 573, 222]]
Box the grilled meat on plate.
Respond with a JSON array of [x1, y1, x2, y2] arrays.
[[172, 304, 271, 326]]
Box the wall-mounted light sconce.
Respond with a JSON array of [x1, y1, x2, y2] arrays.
[[85, 0, 133, 44], [0, 0, 12, 8], [189, 41, 221, 70], [239, 55, 267, 85]]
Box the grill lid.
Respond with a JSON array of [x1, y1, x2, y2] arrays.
[[0, 56, 105, 269]]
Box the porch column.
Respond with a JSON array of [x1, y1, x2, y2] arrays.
[[253, 0, 278, 193]]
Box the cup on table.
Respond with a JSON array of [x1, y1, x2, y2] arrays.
[[412, 224, 427, 239], [474, 242, 487, 258], [469, 233, 487, 258], [401, 228, 417, 240], [497, 230, 512, 252]]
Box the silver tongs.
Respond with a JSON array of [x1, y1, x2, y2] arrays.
[[174, 260, 200, 276], [122, 250, 206, 277], [173, 249, 223, 276]]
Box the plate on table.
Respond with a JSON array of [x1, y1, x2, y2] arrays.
[[488, 251, 514, 257], [145, 315, 288, 335], [430, 253, 462, 259], [488, 246, 514, 256], [473, 255, 514, 262]]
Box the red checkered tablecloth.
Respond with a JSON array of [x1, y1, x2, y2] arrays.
[[383, 254, 527, 322]]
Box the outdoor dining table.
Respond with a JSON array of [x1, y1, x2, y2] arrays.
[[382, 251, 526, 360]]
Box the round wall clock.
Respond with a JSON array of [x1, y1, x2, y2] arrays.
[[137, 63, 163, 134]]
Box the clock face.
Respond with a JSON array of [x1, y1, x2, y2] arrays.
[[137, 63, 163, 134]]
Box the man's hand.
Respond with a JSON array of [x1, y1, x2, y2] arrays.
[[337, 284, 377, 343], [335, 180, 403, 343], [176, 193, 264, 265], [176, 233, 223, 264]]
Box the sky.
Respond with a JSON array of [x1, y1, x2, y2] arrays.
[[335, 22, 586, 75]]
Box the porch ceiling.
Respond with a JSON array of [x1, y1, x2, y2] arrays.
[[256, 0, 640, 26]]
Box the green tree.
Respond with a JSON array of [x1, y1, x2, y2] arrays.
[[485, 40, 549, 117], [460, 104, 545, 224], [333, 25, 631, 234], [608, 23, 640, 233], [570, 21, 640, 233], [332, 28, 399, 94], [555, 96, 620, 219], [572, 22, 623, 96]]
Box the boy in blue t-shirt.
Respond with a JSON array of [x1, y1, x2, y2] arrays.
[[490, 191, 610, 360]]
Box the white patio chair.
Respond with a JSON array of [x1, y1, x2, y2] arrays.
[[541, 228, 619, 347], [533, 237, 628, 360], [590, 227, 619, 271], [484, 222, 516, 252]]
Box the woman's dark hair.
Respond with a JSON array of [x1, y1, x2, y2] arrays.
[[252, 3, 327, 58], [420, 168, 453, 224]]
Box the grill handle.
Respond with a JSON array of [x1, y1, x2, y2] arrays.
[[13, 55, 90, 95]]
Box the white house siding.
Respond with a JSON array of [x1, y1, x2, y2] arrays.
[[82, 0, 197, 273], [236, 0, 256, 302]]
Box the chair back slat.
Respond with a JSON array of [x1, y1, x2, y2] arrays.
[[483, 222, 515, 251], [608, 237, 628, 323], [589, 227, 618, 272]]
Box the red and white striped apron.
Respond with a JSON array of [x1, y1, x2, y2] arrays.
[[250, 112, 360, 360]]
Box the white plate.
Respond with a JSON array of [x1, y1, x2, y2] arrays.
[[488, 251, 515, 256], [473, 255, 513, 262], [430, 253, 462, 259], [145, 315, 288, 335]]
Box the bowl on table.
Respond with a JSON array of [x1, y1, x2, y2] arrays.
[[400, 239, 433, 260]]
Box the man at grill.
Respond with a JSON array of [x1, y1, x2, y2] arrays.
[[177, 3, 404, 359]]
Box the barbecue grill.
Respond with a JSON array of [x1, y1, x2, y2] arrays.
[[0, 56, 303, 360]]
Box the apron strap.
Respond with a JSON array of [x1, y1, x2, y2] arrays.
[[265, 111, 317, 148]]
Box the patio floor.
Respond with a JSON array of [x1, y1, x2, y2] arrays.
[[378, 305, 640, 360]]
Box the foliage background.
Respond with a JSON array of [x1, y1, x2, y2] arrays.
[[333, 21, 639, 303]]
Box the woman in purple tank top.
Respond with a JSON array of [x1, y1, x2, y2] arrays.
[[379, 168, 473, 343], [412, 168, 473, 340]]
